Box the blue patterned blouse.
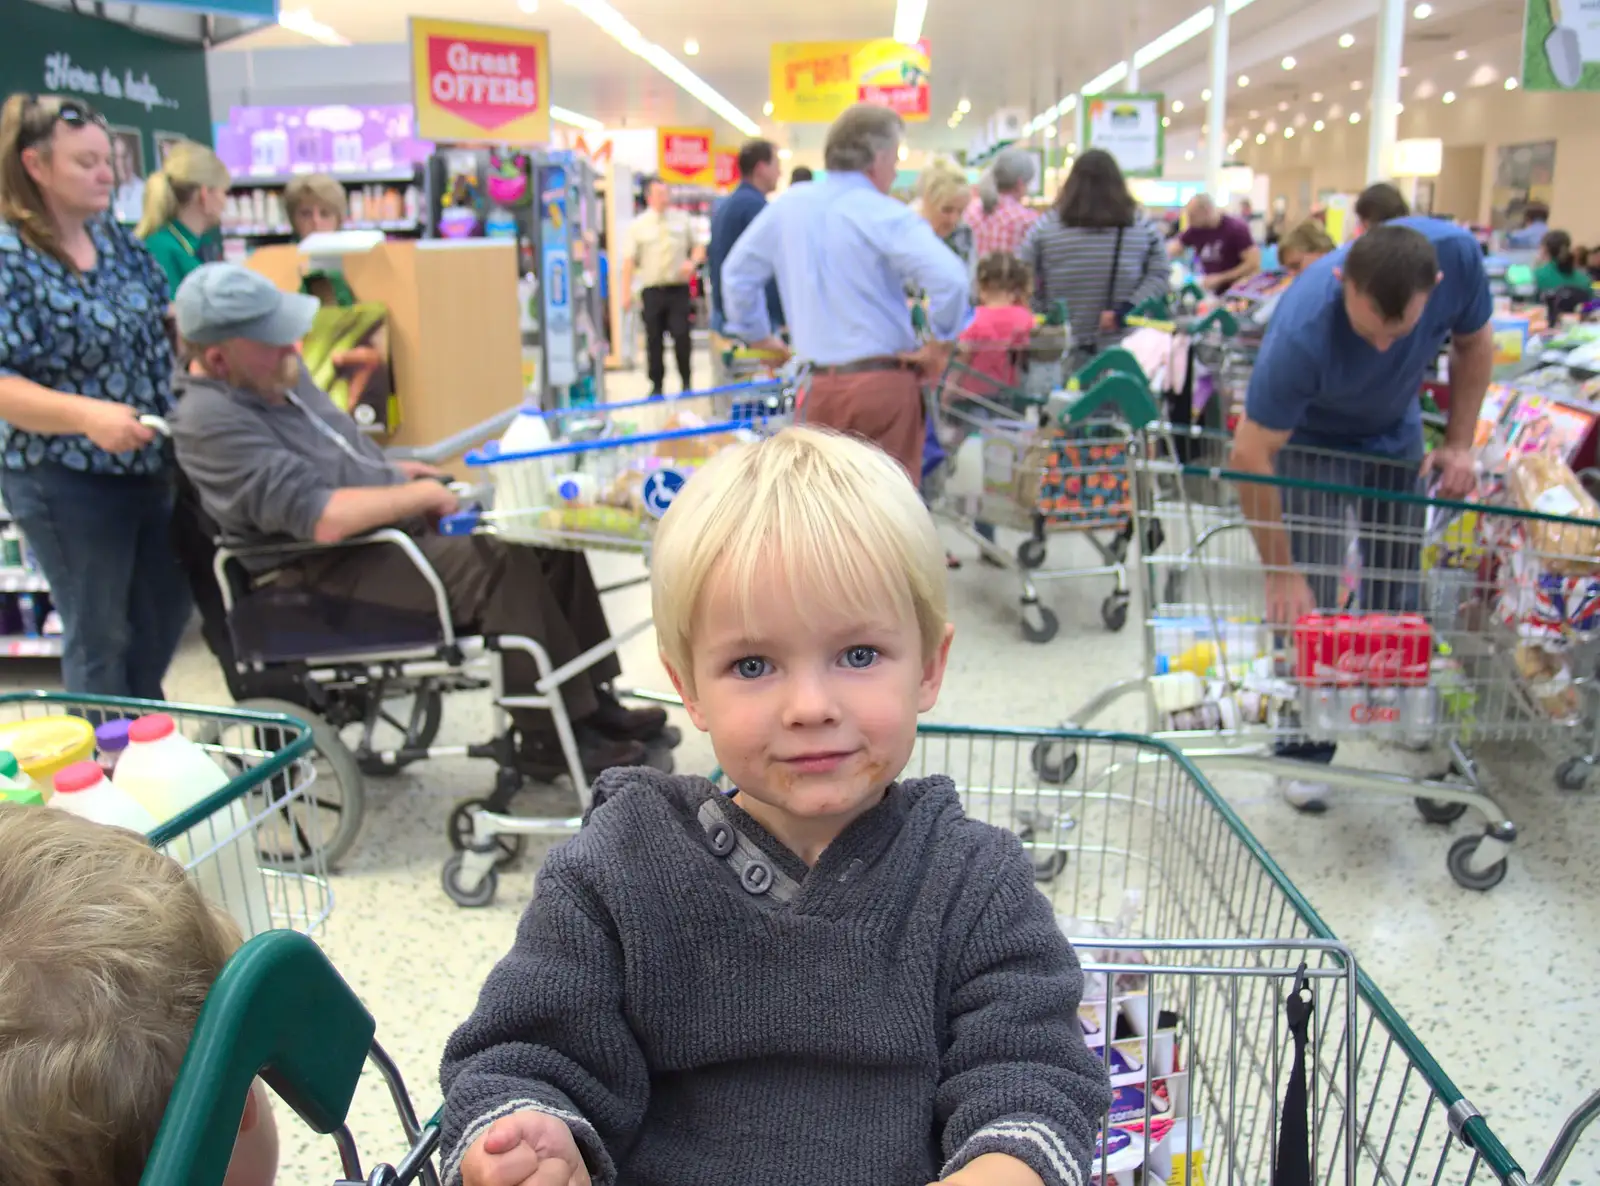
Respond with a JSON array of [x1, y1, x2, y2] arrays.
[[0, 215, 174, 475]]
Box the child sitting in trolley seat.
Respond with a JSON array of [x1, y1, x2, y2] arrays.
[[0, 804, 279, 1186], [957, 252, 1038, 401], [442, 426, 1111, 1186]]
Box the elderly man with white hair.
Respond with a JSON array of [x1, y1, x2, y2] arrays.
[[720, 102, 970, 482], [965, 147, 1039, 259]]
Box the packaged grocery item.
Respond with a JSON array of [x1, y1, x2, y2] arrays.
[[116, 713, 272, 934], [0, 750, 35, 795], [1091, 1126, 1145, 1185], [1150, 672, 1205, 714], [0, 784, 43, 806], [537, 505, 649, 539], [1294, 613, 1432, 687], [94, 718, 131, 777], [1514, 642, 1580, 720], [1506, 449, 1600, 575], [0, 715, 95, 796], [47, 761, 157, 832]]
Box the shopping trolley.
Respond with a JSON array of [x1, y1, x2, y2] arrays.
[[1049, 394, 1600, 889], [888, 724, 1595, 1183], [0, 692, 330, 935]]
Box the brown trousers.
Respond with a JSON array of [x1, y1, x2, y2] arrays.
[[801, 369, 924, 481], [288, 534, 619, 732]]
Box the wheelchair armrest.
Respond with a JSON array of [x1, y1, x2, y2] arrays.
[[384, 407, 521, 466], [213, 528, 456, 649]]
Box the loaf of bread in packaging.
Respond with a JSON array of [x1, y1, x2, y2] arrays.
[[1506, 450, 1600, 574], [1514, 641, 1581, 720]]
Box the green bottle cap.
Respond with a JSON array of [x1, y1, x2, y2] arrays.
[[0, 750, 19, 780]]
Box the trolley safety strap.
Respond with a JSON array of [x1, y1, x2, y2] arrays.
[[1272, 963, 1314, 1186]]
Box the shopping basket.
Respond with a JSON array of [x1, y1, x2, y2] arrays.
[[1055, 404, 1600, 889], [1, 692, 331, 935], [890, 724, 1589, 1184], [141, 929, 439, 1186]]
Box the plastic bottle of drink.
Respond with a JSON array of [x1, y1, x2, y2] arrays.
[[115, 713, 272, 935], [0, 750, 35, 796], [94, 718, 132, 777], [48, 761, 158, 833]]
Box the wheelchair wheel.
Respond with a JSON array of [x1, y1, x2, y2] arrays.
[[351, 685, 445, 777], [234, 697, 366, 871]]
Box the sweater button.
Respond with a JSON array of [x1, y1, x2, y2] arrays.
[[706, 822, 736, 857], [740, 860, 773, 895]]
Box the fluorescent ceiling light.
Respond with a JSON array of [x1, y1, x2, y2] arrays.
[[957, 98, 971, 113], [1281, 55, 1296, 70], [893, 0, 928, 45], [1171, 99, 1184, 112], [1339, 32, 1355, 48], [551, 104, 604, 131], [763, 100, 774, 115], [778, 148, 793, 159], [561, 0, 758, 135], [518, 0, 538, 11], [277, 7, 348, 44], [1237, 74, 1250, 87], [1442, 91, 1456, 103], [1201, 88, 1212, 101], [682, 37, 698, 56], [1083, 63, 1129, 95], [1043, 125, 1057, 138]]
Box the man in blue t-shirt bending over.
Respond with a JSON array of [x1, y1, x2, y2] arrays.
[[1229, 219, 1494, 811]]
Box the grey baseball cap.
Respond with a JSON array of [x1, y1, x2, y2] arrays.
[[174, 262, 321, 347]]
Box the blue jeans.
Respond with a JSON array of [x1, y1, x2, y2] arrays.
[[1, 464, 192, 698]]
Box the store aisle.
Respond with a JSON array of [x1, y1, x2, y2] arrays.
[[2, 354, 1590, 1182]]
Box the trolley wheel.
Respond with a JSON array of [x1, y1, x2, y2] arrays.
[[447, 799, 528, 870], [1101, 594, 1130, 632], [1019, 827, 1069, 882], [1555, 756, 1592, 792], [1414, 795, 1468, 825], [1017, 538, 1047, 569], [233, 696, 366, 872], [355, 686, 444, 777], [441, 852, 498, 908], [1031, 739, 1079, 784], [1020, 601, 1059, 644], [1446, 834, 1508, 892]]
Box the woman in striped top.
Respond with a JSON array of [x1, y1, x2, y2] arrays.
[[1019, 149, 1169, 369]]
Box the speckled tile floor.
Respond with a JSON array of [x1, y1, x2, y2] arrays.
[[13, 360, 1596, 1183]]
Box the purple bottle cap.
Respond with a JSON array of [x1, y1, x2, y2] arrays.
[[95, 718, 132, 754]]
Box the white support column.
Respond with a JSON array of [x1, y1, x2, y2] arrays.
[[1367, 0, 1405, 181], [1206, 1, 1229, 198], [1126, 59, 1140, 91]]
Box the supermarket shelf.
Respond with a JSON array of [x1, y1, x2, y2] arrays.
[[0, 636, 61, 658], [224, 218, 421, 239], [234, 168, 420, 187], [0, 570, 49, 593]]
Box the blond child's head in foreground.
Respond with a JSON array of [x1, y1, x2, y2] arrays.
[[0, 804, 278, 1186], [651, 427, 954, 858]]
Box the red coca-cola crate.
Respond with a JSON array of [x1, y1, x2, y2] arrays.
[[1294, 613, 1432, 687]]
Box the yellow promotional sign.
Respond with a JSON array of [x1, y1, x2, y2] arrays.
[[658, 126, 715, 186], [410, 17, 551, 144], [770, 38, 931, 124]]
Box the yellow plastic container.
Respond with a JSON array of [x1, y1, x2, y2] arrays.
[[0, 717, 96, 799]]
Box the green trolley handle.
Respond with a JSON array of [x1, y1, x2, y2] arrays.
[[142, 931, 380, 1185]]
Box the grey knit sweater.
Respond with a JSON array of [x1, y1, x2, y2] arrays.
[[439, 769, 1111, 1186]]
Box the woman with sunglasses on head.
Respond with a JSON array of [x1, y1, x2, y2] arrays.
[[0, 93, 190, 698]]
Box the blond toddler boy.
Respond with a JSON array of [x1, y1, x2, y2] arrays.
[[441, 427, 1111, 1186], [0, 803, 278, 1186]]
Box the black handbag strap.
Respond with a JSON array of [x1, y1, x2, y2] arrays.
[[1272, 963, 1315, 1186], [1103, 225, 1126, 312]]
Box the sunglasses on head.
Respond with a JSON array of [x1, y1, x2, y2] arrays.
[[18, 96, 108, 150]]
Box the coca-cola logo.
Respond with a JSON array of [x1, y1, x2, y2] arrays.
[[427, 36, 539, 131]]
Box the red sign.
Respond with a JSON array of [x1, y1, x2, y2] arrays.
[[658, 126, 714, 185], [860, 84, 930, 119], [714, 146, 739, 192], [410, 19, 550, 143]]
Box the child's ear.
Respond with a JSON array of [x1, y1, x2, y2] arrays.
[[661, 652, 710, 733], [917, 623, 955, 713]]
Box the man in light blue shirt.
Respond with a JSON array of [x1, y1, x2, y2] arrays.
[[721, 103, 969, 479]]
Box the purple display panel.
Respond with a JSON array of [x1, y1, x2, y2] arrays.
[[213, 104, 434, 177]]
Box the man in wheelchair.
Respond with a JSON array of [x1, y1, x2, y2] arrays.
[[168, 263, 668, 780]]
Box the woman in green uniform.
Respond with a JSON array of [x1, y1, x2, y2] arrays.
[[135, 141, 230, 296]]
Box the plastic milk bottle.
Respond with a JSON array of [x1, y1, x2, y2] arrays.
[[48, 761, 158, 832]]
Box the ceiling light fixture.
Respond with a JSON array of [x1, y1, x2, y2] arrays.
[[1255, 132, 1266, 144], [1505, 76, 1519, 89], [1185, 149, 1195, 159], [1171, 99, 1185, 113], [1311, 91, 1324, 101], [1454, 49, 1469, 60], [1162, 116, 1171, 127], [1413, 2, 1431, 17], [682, 36, 699, 55], [778, 148, 792, 160], [1339, 32, 1355, 48], [1277, 100, 1289, 111], [893, 0, 928, 45], [1350, 111, 1362, 123], [276, 7, 349, 44], [1397, 102, 1405, 112], [1237, 73, 1250, 87], [1281, 55, 1296, 70], [897, 144, 909, 161], [1043, 125, 1057, 138], [517, 0, 538, 12], [1285, 127, 1295, 138], [1313, 119, 1325, 131], [559, 0, 758, 134], [1442, 90, 1456, 103], [1399, 66, 1410, 76], [1083, 63, 1131, 94], [551, 104, 604, 130], [957, 98, 971, 113], [1248, 108, 1260, 118], [1201, 87, 1212, 101], [1351, 79, 1364, 90], [1067, 142, 1077, 153]]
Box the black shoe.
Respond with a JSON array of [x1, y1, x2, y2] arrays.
[[518, 729, 647, 782], [590, 690, 674, 744]]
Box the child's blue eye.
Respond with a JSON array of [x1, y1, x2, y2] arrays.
[[733, 657, 770, 679], [842, 646, 879, 669]]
